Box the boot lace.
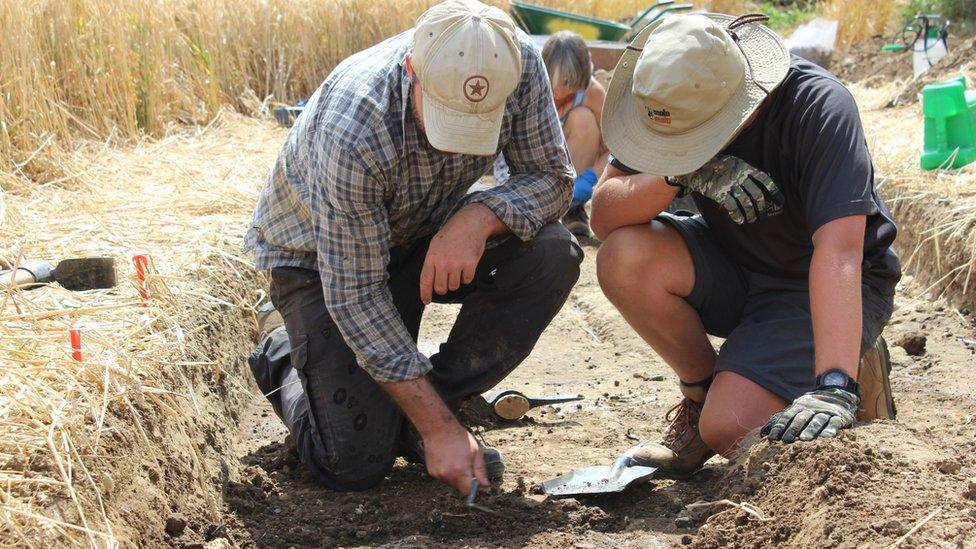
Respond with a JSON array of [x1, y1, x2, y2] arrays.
[[661, 398, 697, 447]]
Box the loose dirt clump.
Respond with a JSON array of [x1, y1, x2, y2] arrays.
[[694, 423, 976, 548], [894, 331, 927, 356]]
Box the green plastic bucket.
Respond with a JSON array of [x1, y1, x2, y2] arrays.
[[509, 1, 631, 41]]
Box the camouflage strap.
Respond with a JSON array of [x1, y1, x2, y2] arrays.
[[670, 155, 783, 225]]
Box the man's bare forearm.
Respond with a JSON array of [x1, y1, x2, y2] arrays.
[[379, 376, 461, 437], [810, 216, 866, 378], [590, 167, 678, 240]]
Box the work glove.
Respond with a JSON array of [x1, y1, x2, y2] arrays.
[[761, 388, 859, 443], [669, 155, 784, 224]]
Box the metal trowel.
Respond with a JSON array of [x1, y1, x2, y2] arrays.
[[1, 258, 117, 291], [482, 388, 583, 421], [542, 441, 658, 497]]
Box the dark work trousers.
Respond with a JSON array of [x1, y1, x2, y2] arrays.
[[248, 222, 582, 491]]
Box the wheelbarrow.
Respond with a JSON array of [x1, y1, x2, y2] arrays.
[[509, 0, 693, 43]]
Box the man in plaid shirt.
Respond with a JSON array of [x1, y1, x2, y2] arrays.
[[245, 0, 580, 493]]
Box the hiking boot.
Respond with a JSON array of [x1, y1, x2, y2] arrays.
[[453, 393, 498, 429], [562, 204, 592, 238], [397, 423, 505, 486], [630, 382, 715, 479], [857, 336, 896, 420]]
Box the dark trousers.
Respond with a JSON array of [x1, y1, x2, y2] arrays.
[[249, 223, 582, 491]]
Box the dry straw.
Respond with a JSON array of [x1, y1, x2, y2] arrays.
[[823, 0, 900, 50], [0, 110, 280, 545], [854, 79, 976, 309], [0, 0, 750, 186]]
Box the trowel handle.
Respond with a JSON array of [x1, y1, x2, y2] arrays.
[[0, 268, 39, 289], [0, 261, 54, 290], [525, 393, 584, 407], [607, 441, 652, 480]]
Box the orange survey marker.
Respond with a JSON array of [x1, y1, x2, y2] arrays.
[[69, 326, 82, 362], [132, 254, 151, 305]]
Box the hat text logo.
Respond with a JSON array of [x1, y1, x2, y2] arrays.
[[464, 75, 490, 103], [646, 107, 671, 126]]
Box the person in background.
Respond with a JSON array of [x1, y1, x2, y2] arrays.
[[495, 30, 607, 237]]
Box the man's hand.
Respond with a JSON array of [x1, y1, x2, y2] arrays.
[[423, 421, 489, 494], [420, 203, 507, 304], [670, 155, 784, 225], [762, 388, 859, 443], [379, 376, 488, 494]]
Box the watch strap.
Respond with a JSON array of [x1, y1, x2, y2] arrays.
[[815, 368, 860, 397]]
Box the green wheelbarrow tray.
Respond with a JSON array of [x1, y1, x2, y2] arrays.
[[509, 0, 631, 41], [509, 1, 694, 43]]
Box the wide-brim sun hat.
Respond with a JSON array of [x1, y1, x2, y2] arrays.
[[602, 13, 790, 176]]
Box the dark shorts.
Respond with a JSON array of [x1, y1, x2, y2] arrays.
[[658, 213, 896, 402]]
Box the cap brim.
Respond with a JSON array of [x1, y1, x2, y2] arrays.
[[422, 90, 503, 156], [602, 13, 790, 176]]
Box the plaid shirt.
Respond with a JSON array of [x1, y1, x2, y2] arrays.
[[245, 30, 573, 383]]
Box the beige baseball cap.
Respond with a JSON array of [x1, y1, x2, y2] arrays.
[[412, 0, 522, 156], [603, 13, 790, 176]]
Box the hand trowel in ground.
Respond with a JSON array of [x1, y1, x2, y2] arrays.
[[542, 441, 658, 497], [0, 258, 117, 291], [482, 388, 583, 421]]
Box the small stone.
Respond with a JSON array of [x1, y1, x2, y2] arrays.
[[881, 519, 905, 536], [650, 375, 665, 381], [515, 476, 526, 493], [681, 535, 693, 545], [165, 515, 187, 537], [894, 332, 926, 356], [204, 539, 232, 549], [964, 479, 976, 500], [936, 460, 962, 475], [675, 516, 694, 528]]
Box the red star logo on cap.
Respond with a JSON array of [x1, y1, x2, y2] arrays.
[[463, 75, 490, 103]]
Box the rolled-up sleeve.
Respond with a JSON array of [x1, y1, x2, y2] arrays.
[[463, 44, 575, 241], [309, 143, 432, 383]]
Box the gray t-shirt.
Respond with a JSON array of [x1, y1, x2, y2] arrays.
[[612, 57, 900, 290]]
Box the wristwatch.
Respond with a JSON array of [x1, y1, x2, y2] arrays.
[[815, 369, 860, 397]]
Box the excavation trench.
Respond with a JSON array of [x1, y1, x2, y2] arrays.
[[5, 104, 974, 548], [173, 243, 976, 548]]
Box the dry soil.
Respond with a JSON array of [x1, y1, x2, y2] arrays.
[[194, 247, 976, 548]]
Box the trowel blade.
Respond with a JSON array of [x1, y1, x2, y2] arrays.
[[53, 257, 117, 291], [542, 464, 657, 497]]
